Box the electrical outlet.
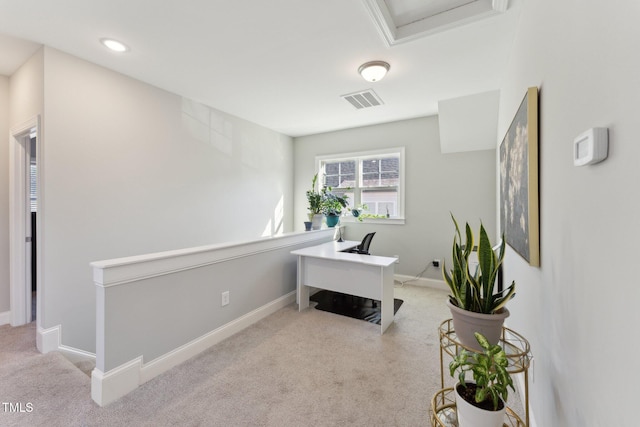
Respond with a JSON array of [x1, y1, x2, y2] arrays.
[[433, 259, 440, 268], [393, 255, 400, 264], [221, 291, 230, 306]]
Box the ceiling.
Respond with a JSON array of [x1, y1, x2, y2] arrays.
[[0, 0, 521, 137]]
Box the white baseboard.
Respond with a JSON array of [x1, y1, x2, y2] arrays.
[[37, 324, 61, 353], [92, 357, 142, 407], [91, 290, 297, 407], [34, 323, 97, 361], [394, 274, 448, 292], [60, 344, 97, 360], [0, 311, 10, 325]]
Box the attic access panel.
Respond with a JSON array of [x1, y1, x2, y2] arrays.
[[385, 0, 475, 27], [362, 0, 509, 45]]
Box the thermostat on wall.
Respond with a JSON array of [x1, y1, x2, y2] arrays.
[[574, 127, 608, 166]]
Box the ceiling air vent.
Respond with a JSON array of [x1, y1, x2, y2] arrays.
[[341, 89, 384, 109]]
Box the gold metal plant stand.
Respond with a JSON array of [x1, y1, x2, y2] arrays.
[[430, 388, 525, 427], [436, 319, 532, 426]]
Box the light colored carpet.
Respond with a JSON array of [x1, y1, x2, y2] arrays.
[[0, 285, 523, 426]]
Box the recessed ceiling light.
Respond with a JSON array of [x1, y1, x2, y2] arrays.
[[100, 38, 129, 53]]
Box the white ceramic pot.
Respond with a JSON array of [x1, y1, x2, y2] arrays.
[[455, 382, 506, 427], [311, 214, 323, 230], [447, 300, 509, 351]]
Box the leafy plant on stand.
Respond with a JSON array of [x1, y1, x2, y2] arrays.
[[449, 332, 515, 411]]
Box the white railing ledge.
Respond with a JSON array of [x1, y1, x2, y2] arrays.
[[91, 228, 340, 288]]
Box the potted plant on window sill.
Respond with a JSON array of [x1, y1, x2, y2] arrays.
[[449, 332, 515, 427], [306, 173, 323, 230], [350, 204, 368, 222], [320, 188, 349, 228], [442, 214, 516, 351]]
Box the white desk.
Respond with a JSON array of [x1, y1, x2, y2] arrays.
[[291, 240, 397, 334]]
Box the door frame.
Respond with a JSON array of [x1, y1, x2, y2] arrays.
[[9, 115, 41, 327]]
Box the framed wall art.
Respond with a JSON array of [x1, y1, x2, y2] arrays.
[[499, 87, 540, 267]]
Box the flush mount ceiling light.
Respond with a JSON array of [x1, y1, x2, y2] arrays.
[[358, 61, 390, 82], [100, 38, 129, 53]]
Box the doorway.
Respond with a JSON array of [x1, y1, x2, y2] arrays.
[[10, 116, 40, 327], [28, 134, 37, 322]]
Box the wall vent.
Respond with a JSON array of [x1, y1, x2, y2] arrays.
[[341, 89, 384, 109]]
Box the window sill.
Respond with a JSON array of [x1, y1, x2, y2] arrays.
[[340, 216, 405, 225]]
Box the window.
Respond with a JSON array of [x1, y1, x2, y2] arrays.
[[317, 148, 405, 222]]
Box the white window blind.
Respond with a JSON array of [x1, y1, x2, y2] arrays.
[[30, 162, 37, 213]]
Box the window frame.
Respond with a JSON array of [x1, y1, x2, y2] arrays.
[[316, 147, 405, 225]]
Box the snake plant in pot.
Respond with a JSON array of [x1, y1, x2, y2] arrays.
[[442, 214, 516, 351], [449, 332, 515, 427], [306, 174, 324, 230]]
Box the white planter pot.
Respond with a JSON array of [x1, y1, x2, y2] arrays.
[[455, 382, 506, 427], [447, 300, 509, 351], [311, 214, 323, 230]]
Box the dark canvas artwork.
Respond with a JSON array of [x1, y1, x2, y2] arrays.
[[500, 88, 539, 266]]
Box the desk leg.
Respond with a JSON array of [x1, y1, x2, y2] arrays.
[[297, 256, 310, 312], [380, 265, 394, 334], [380, 302, 393, 334]]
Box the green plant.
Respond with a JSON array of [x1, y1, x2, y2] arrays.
[[442, 214, 516, 314], [449, 332, 515, 411], [320, 186, 349, 216], [306, 173, 323, 218], [306, 173, 349, 216], [350, 204, 368, 221], [358, 213, 387, 219]]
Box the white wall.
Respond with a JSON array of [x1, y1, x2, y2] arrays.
[[294, 116, 496, 279], [0, 75, 9, 315], [499, 2, 640, 426], [438, 90, 500, 153], [9, 48, 44, 127], [33, 47, 293, 352]]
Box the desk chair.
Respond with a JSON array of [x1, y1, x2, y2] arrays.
[[346, 232, 376, 255]]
